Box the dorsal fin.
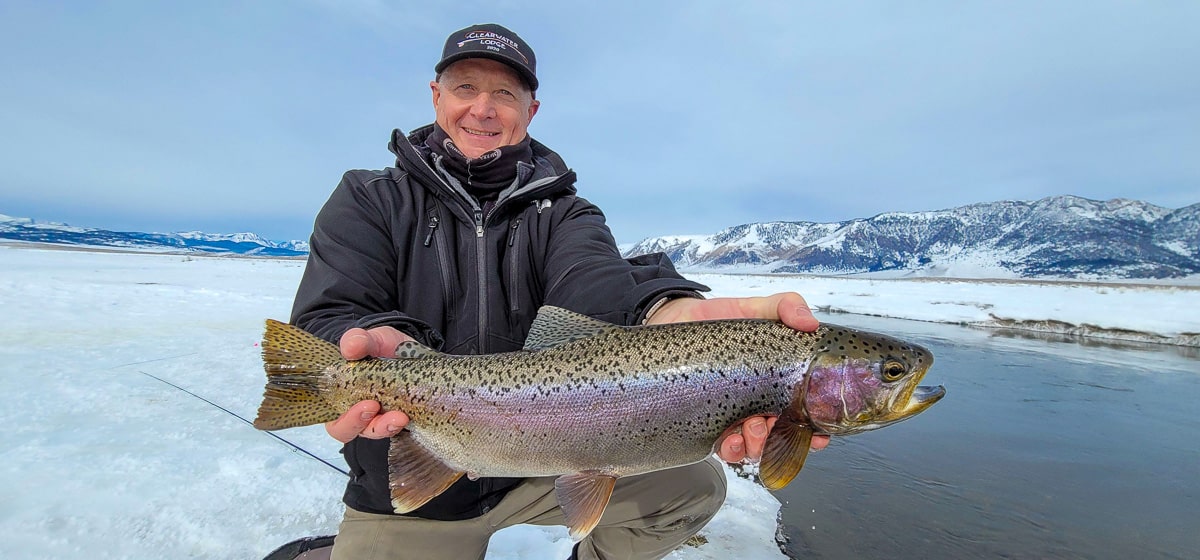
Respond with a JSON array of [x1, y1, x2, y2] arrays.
[[523, 306, 617, 351]]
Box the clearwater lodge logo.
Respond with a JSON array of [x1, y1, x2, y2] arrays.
[[459, 31, 529, 63]]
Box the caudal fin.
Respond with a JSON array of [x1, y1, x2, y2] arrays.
[[253, 319, 345, 431]]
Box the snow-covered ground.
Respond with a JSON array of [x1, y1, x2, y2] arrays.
[[1, 245, 1196, 559], [687, 272, 1199, 347]]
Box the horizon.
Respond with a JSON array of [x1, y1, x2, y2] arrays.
[[4, 193, 1196, 244], [2, 2, 1198, 244], [4, 191, 1197, 243]]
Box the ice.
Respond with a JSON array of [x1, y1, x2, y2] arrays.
[[0, 245, 1194, 559]]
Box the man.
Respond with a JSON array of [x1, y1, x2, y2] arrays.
[[289, 23, 828, 560]]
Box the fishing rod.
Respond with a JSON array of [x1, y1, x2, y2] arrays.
[[138, 369, 349, 477]]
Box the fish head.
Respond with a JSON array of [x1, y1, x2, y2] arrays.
[[800, 326, 944, 435]]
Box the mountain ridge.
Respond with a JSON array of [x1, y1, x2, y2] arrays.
[[0, 214, 308, 257], [621, 195, 1200, 280], [6, 194, 1197, 279]]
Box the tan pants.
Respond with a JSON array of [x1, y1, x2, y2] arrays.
[[329, 457, 727, 560]]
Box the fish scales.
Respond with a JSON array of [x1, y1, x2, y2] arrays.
[[325, 319, 815, 478]]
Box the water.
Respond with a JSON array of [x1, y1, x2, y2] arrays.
[[773, 314, 1200, 560]]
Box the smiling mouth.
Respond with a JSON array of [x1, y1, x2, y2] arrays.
[[463, 127, 499, 137]]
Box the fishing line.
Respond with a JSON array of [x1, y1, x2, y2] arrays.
[[138, 369, 349, 477]]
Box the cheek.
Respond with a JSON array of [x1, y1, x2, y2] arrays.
[[499, 108, 530, 136], [804, 364, 881, 427], [436, 101, 467, 125]]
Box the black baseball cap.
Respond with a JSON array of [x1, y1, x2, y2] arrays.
[[435, 23, 538, 91]]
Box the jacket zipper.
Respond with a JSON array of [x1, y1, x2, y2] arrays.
[[508, 218, 522, 312], [474, 209, 488, 352], [424, 212, 454, 318], [413, 146, 572, 355], [423, 216, 439, 247]]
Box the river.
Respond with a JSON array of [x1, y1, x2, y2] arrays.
[[773, 314, 1199, 560]]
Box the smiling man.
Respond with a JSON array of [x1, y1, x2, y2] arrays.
[[285, 23, 826, 560]]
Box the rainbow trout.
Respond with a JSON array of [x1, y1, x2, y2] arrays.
[[254, 306, 944, 539]]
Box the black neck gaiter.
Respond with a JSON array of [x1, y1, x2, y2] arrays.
[[425, 124, 533, 201]]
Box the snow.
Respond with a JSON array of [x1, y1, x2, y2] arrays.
[[1, 245, 1196, 559], [690, 273, 1198, 345]]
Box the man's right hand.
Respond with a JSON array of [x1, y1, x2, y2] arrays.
[[325, 326, 414, 443]]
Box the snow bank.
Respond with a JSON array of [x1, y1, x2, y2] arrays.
[[691, 273, 1199, 347]]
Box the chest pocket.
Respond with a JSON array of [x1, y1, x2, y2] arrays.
[[506, 217, 524, 313], [422, 207, 456, 320]]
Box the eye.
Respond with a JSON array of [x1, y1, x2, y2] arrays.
[[881, 360, 907, 382], [494, 89, 518, 102]]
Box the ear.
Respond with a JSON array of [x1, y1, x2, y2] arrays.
[[430, 80, 441, 108], [527, 99, 540, 122]]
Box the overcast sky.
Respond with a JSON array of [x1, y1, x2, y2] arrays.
[[2, 1, 1197, 243]]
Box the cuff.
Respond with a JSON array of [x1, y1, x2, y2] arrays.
[[640, 291, 705, 325]]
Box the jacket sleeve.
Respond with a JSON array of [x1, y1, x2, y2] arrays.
[[541, 196, 709, 326], [289, 171, 444, 348]]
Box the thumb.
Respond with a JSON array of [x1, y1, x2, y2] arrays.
[[365, 326, 414, 358], [339, 328, 372, 360], [774, 292, 819, 332]]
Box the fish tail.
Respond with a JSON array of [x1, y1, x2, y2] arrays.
[[253, 319, 346, 431]]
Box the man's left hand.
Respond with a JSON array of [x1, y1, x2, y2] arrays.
[[646, 292, 831, 462]]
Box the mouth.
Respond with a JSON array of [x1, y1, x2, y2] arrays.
[[900, 384, 946, 415], [462, 126, 500, 138]]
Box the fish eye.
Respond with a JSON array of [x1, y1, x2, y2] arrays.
[[881, 360, 907, 382]]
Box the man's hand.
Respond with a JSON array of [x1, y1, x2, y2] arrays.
[[324, 326, 413, 443], [647, 292, 831, 462]]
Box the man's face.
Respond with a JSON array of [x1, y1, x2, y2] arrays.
[[431, 58, 540, 159]]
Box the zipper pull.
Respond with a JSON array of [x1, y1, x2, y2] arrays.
[[474, 210, 484, 238], [508, 218, 522, 247], [423, 216, 439, 247]]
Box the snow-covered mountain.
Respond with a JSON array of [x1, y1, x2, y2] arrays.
[[0, 214, 308, 257], [622, 196, 1200, 279], [7, 195, 1197, 278]]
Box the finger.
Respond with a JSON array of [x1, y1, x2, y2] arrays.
[[367, 328, 414, 359], [325, 400, 381, 443], [741, 416, 770, 462], [339, 328, 372, 360], [810, 434, 831, 451], [362, 410, 410, 439], [776, 292, 820, 332], [718, 433, 746, 463]]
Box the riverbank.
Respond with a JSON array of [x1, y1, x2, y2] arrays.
[[691, 272, 1200, 348]]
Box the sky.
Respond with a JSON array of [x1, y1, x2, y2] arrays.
[[1, 1, 1198, 244]]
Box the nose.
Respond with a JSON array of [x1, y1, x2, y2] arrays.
[[468, 93, 498, 119]]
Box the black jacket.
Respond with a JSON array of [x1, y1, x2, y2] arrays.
[[290, 125, 708, 520]]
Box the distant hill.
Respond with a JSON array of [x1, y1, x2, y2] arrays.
[[0, 214, 308, 257], [622, 196, 1200, 280], [8, 195, 1199, 279]]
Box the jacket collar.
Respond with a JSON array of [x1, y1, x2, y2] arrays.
[[390, 124, 573, 186]]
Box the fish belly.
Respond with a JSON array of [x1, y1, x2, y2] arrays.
[[402, 364, 797, 478]]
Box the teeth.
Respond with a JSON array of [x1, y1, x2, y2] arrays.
[[464, 127, 498, 136]]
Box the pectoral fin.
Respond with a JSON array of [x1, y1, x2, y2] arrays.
[[554, 471, 618, 541], [387, 432, 465, 513], [758, 414, 814, 491]]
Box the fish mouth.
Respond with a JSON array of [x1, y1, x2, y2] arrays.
[[900, 384, 946, 416]]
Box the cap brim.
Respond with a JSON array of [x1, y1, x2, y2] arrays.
[[435, 52, 538, 91]]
